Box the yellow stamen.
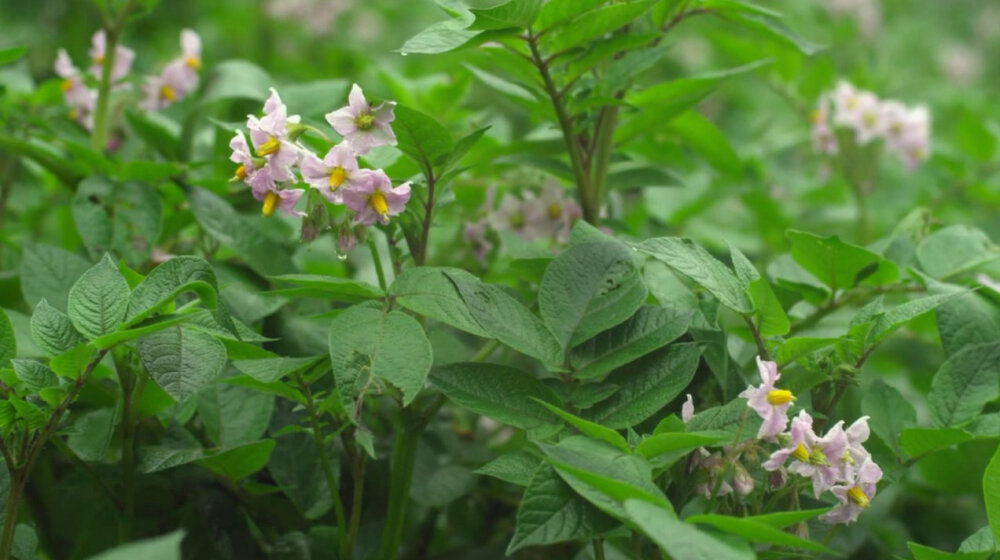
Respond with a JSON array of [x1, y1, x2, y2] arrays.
[[845, 96, 857, 110], [258, 136, 281, 156], [547, 202, 562, 220], [862, 112, 877, 126], [371, 191, 388, 216], [791, 443, 810, 462], [60, 79, 74, 92], [68, 108, 78, 121], [185, 56, 201, 70], [262, 191, 279, 216], [809, 109, 823, 124], [93, 54, 105, 65], [766, 389, 795, 406], [356, 113, 375, 131], [233, 164, 247, 181], [160, 85, 177, 101], [329, 167, 347, 189], [809, 448, 828, 466], [846, 486, 870, 508]]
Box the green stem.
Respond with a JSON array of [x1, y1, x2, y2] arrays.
[[346, 446, 366, 559], [117, 363, 144, 543], [296, 374, 348, 559], [593, 538, 606, 560], [526, 33, 595, 223], [368, 237, 387, 292], [589, 106, 619, 222], [0, 472, 22, 560], [377, 408, 425, 560], [90, 0, 138, 151]]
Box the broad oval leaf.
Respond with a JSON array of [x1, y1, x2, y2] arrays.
[[67, 254, 131, 340], [636, 238, 752, 314], [29, 299, 85, 357], [138, 325, 227, 402]]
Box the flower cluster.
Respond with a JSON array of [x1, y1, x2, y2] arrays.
[[823, 0, 881, 39], [811, 82, 931, 171], [54, 29, 202, 129], [463, 182, 582, 262], [229, 84, 410, 228], [685, 357, 882, 525]]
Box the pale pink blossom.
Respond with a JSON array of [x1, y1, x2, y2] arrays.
[[682, 394, 695, 423], [246, 88, 300, 181], [763, 410, 848, 497], [140, 29, 202, 111], [821, 458, 882, 524], [54, 49, 96, 128], [325, 84, 396, 155], [522, 183, 582, 243], [739, 357, 795, 440], [248, 165, 305, 218], [88, 30, 134, 81], [300, 143, 363, 204], [342, 169, 410, 225]]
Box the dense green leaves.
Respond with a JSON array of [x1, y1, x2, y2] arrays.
[[571, 305, 690, 380], [539, 240, 647, 349], [72, 176, 161, 267], [137, 325, 227, 402], [67, 255, 131, 340], [636, 238, 752, 313], [391, 267, 490, 337], [20, 244, 92, 312], [268, 431, 335, 519]]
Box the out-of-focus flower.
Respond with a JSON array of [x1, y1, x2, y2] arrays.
[[832, 83, 880, 145], [54, 49, 96, 128], [88, 30, 134, 81], [732, 463, 754, 496], [764, 411, 848, 497], [325, 84, 396, 155], [824, 0, 881, 39], [938, 45, 982, 85], [490, 193, 529, 237], [463, 219, 492, 265], [141, 29, 202, 111], [301, 143, 363, 203], [739, 357, 795, 440], [342, 169, 410, 225], [523, 183, 582, 243], [821, 458, 883, 524], [247, 88, 300, 181], [266, 0, 350, 36], [810, 96, 838, 155], [682, 394, 695, 423]]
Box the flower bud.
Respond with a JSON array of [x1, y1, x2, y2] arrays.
[[732, 463, 754, 496]]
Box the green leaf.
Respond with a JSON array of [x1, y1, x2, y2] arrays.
[[268, 274, 383, 302], [137, 325, 227, 402], [196, 383, 274, 448], [725, 10, 822, 55], [0, 308, 14, 368], [0, 46, 27, 67], [900, 427, 972, 457], [66, 408, 117, 462], [10, 359, 58, 393], [737, 508, 831, 529], [328, 303, 433, 409], [929, 341, 1000, 427], [29, 299, 85, 357], [959, 526, 998, 554], [465, 64, 538, 102], [545, 0, 657, 52], [540, 241, 647, 349], [669, 111, 742, 175], [937, 291, 1000, 357], [986, 447, 1000, 549], [188, 187, 296, 277], [571, 306, 691, 381], [636, 238, 752, 314], [686, 399, 761, 440], [909, 542, 993, 560], [393, 105, 454, 171], [124, 256, 235, 338], [731, 246, 789, 336], [787, 229, 897, 290], [72, 176, 161, 266], [686, 513, 834, 554], [391, 267, 490, 337], [535, 0, 605, 30], [475, 451, 542, 486], [268, 431, 335, 519], [124, 111, 179, 160], [280, 79, 349, 120], [410, 464, 477, 507], [232, 356, 323, 384], [447, 273, 561, 365], [624, 500, 754, 560], [535, 399, 629, 452], [585, 343, 702, 429], [917, 225, 1000, 279], [196, 440, 275, 480], [507, 464, 619, 554], [863, 379, 915, 455], [49, 344, 93, 379], [67, 255, 131, 340], [469, 0, 542, 30], [399, 7, 480, 55], [85, 530, 183, 560], [634, 432, 726, 459], [429, 362, 561, 437], [20, 244, 92, 312], [201, 60, 271, 105]]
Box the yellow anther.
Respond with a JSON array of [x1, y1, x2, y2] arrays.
[[257, 136, 281, 156], [262, 191, 279, 216], [809, 109, 823, 124], [355, 113, 375, 131], [791, 443, 810, 462], [60, 79, 74, 92], [185, 56, 201, 70], [547, 202, 562, 220], [93, 54, 105, 65], [766, 389, 795, 406], [846, 486, 870, 508], [233, 164, 247, 181], [329, 167, 347, 189], [371, 191, 388, 216], [160, 85, 177, 101], [68, 108, 78, 120]]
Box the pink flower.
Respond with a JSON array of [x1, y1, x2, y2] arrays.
[[140, 29, 202, 111], [247, 165, 305, 218], [682, 394, 695, 423], [739, 357, 795, 440], [228, 131, 262, 182], [246, 88, 300, 182], [821, 458, 882, 524], [522, 183, 583, 243], [54, 49, 96, 128], [300, 143, 362, 203], [463, 219, 492, 265], [842, 415, 872, 469], [489, 193, 529, 237], [763, 410, 848, 497], [342, 169, 410, 225], [810, 96, 839, 155], [88, 30, 134, 81], [325, 84, 396, 155]]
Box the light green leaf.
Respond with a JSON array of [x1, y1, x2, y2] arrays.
[[634, 432, 726, 459], [124, 256, 236, 337], [268, 274, 383, 302], [739, 508, 831, 529], [776, 337, 839, 365], [636, 238, 752, 313], [535, 399, 629, 452], [863, 379, 915, 455], [936, 291, 1000, 357], [571, 306, 691, 381], [669, 111, 742, 175], [917, 225, 1000, 279], [985, 449, 1000, 550], [328, 303, 433, 410], [507, 464, 619, 554], [0, 46, 27, 67], [196, 440, 275, 480], [72, 176, 161, 267], [624, 500, 754, 560], [686, 513, 834, 554], [201, 60, 270, 105], [900, 427, 972, 457], [410, 464, 477, 507], [391, 267, 490, 337], [137, 325, 227, 402], [909, 542, 992, 560], [66, 408, 117, 462], [49, 344, 94, 379], [475, 451, 542, 487], [124, 111, 179, 160], [540, 241, 647, 349], [393, 105, 453, 170], [85, 530, 183, 560], [585, 343, 702, 429], [67, 255, 130, 340], [232, 355, 324, 383], [929, 341, 1000, 427], [429, 362, 561, 437], [20, 244, 92, 312], [469, 0, 542, 30], [787, 229, 897, 290], [29, 299, 84, 357], [535, 0, 605, 30], [545, 0, 657, 52]]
